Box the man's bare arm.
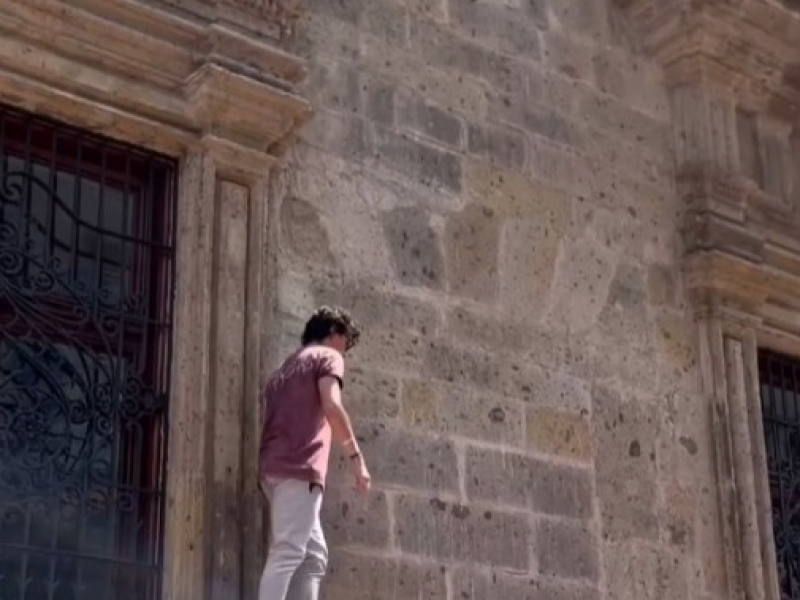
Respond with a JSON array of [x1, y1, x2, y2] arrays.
[[318, 376, 359, 450], [319, 375, 371, 493]]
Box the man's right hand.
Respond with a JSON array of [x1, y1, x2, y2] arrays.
[[349, 455, 371, 495]]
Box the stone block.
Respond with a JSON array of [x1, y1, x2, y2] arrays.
[[444, 204, 501, 301], [360, 73, 396, 126], [321, 487, 391, 548], [451, 567, 600, 600], [443, 306, 532, 353], [325, 551, 447, 600], [422, 340, 502, 391], [593, 49, 670, 120], [411, 19, 528, 95], [653, 311, 700, 395], [502, 363, 592, 413], [304, 60, 359, 114], [465, 445, 593, 519], [279, 196, 336, 267], [349, 328, 426, 374], [394, 494, 531, 569], [408, 0, 447, 21], [329, 423, 461, 495], [534, 518, 600, 582], [466, 122, 526, 170], [373, 127, 462, 192], [305, 0, 358, 24], [448, 0, 543, 59], [593, 386, 660, 542], [360, 1, 409, 47], [595, 262, 652, 351], [543, 31, 595, 82], [646, 263, 683, 309], [575, 91, 669, 151], [500, 215, 568, 319], [590, 341, 661, 398], [603, 542, 689, 600], [660, 477, 697, 550], [541, 236, 618, 333], [526, 408, 593, 462], [400, 378, 525, 446], [304, 109, 372, 163], [360, 34, 488, 117], [527, 136, 592, 197], [291, 11, 360, 61], [345, 368, 401, 422], [462, 160, 572, 219], [550, 0, 610, 42], [382, 206, 446, 289], [397, 90, 463, 148], [312, 280, 442, 336]]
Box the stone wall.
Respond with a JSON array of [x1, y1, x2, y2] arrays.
[[269, 2, 720, 599]]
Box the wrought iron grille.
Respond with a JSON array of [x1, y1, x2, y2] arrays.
[[760, 350, 800, 600], [0, 104, 177, 600]]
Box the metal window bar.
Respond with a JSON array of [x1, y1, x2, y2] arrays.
[[759, 349, 800, 600], [0, 103, 177, 600]]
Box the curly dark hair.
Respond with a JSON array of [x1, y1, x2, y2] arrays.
[[301, 305, 361, 350]]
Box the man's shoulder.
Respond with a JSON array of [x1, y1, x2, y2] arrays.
[[299, 344, 343, 363]]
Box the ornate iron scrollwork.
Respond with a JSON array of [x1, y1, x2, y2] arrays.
[[0, 104, 175, 600], [760, 350, 800, 600]]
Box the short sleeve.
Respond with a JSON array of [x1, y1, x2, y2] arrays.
[[317, 349, 345, 388]]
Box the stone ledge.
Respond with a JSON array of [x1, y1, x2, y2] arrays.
[[0, 0, 311, 165]]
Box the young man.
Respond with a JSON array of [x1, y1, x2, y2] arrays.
[[258, 306, 370, 600]]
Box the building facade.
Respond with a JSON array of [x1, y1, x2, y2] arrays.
[[1, 1, 799, 600]]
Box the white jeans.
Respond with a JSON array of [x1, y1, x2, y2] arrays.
[[258, 478, 328, 600]]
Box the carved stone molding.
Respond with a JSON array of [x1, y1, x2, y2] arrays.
[[0, 0, 312, 171], [615, 3, 800, 600], [615, 0, 800, 117]]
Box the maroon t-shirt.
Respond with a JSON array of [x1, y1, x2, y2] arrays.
[[259, 345, 345, 487]]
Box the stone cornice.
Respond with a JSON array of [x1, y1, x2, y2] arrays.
[[615, 0, 800, 117], [0, 0, 312, 167]]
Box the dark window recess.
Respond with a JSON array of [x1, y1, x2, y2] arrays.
[[759, 350, 800, 600], [0, 104, 177, 600]]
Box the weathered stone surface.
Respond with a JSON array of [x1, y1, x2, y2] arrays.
[[451, 567, 600, 600], [321, 487, 391, 548], [447, 0, 544, 58], [411, 19, 530, 93], [595, 262, 652, 350], [543, 31, 596, 82], [329, 423, 461, 494], [325, 551, 448, 600], [397, 90, 463, 148], [400, 379, 525, 446], [382, 206, 446, 289], [305, 109, 372, 162], [534, 518, 600, 582], [373, 127, 462, 191], [466, 122, 526, 170], [444, 204, 501, 301], [526, 408, 593, 462], [280, 196, 336, 266], [505, 363, 592, 412], [394, 494, 531, 569], [594, 386, 660, 542], [466, 446, 593, 519], [359, 34, 488, 116], [551, 0, 610, 41], [345, 368, 401, 422], [603, 542, 689, 600], [312, 280, 442, 335]]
